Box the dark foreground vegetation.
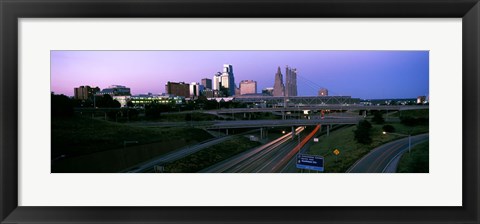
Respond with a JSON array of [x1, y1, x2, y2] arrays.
[[51, 116, 214, 173], [397, 141, 429, 173], [164, 136, 261, 173], [308, 109, 429, 173]]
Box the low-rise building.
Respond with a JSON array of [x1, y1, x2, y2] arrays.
[[130, 93, 184, 107], [262, 87, 274, 96], [74, 85, 100, 100], [97, 85, 131, 96], [417, 96, 427, 104], [239, 80, 257, 95], [165, 81, 190, 98]]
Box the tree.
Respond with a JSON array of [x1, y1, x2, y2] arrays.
[[51, 93, 74, 117], [371, 110, 385, 124], [354, 120, 372, 144], [95, 94, 121, 108], [400, 116, 428, 126], [145, 103, 170, 118]]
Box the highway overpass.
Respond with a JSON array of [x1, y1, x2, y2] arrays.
[[206, 117, 361, 129], [214, 105, 428, 114]]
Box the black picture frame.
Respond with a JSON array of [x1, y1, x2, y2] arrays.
[[1, 0, 479, 223]]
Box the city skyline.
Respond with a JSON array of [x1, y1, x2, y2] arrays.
[[51, 50, 429, 99]]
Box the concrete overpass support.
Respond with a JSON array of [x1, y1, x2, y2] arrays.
[[291, 126, 295, 138], [327, 125, 330, 136]]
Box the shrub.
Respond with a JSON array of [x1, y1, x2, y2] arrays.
[[382, 124, 395, 133]]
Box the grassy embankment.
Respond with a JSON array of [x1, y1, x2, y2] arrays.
[[164, 136, 261, 173], [307, 109, 429, 173], [52, 116, 214, 173], [397, 141, 429, 173]]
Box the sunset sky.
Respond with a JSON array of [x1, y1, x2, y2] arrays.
[[51, 50, 429, 99]]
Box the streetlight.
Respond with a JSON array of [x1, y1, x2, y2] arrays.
[[382, 131, 411, 153]]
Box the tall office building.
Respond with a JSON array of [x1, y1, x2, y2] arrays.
[[190, 82, 201, 97], [239, 80, 257, 95], [220, 64, 235, 96], [201, 78, 212, 90], [74, 85, 100, 100], [285, 66, 298, 97], [273, 66, 285, 97], [212, 65, 235, 96], [165, 81, 190, 98], [212, 72, 222, 91]]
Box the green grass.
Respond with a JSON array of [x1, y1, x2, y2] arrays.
[[389, 109, 429, 118], [51, 116, 214, 172], [164, 136, 261, 173], [307, 121, 428, 173], [397, 141, 429, 173]]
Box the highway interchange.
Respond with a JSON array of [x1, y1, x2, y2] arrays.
[[121, 104, 428, 173]]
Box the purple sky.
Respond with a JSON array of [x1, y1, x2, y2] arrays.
[[51, 50, 429, 99]]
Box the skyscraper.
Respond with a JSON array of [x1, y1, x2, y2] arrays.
[[212, 72, 222, 91], [201, 78, 212, 90], [212, 64, 235, 96], [273, 66, 285, 97], [190, 82, 201, 97], [285, 66, 297, 97], [220, 64, 235, 96]]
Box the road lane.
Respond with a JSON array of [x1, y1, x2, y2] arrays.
[[199, 127, 304, 173], [346, 133, 429, 173], [121, 130, 258, 173]]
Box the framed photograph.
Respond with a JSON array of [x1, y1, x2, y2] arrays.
[[1, 0, 479, 223]]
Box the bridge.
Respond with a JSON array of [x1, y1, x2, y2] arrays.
[[206, 117, 361, 129], [214, 105, 428, 114]]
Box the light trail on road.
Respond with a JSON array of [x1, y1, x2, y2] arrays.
[[199, 127, 305, 173], [200, 125, 322, 173]]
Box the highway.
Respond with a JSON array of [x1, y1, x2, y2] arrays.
[[127, 121, 214, 128], [199, 127, 305, 173], [74, 104, 428, 115], [280, 124, 350, 173], [207, 118, 360, 129], [346, 133, 429, 173], [121, 133, 245, 173], [215, 105, 428, 114], [127, 117, 360, 129]]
